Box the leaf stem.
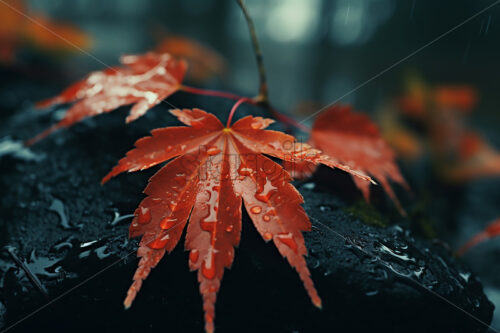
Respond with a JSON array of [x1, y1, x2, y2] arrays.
[[236, 0, 269, 103], [179, 85, 244, 101], [227, 97, 252, 127], [180, 84, 310, 132], [269, 105, 311, 132]]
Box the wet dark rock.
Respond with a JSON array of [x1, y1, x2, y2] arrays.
[[0, 96, 494, 333], [447, 178, 500, 331]]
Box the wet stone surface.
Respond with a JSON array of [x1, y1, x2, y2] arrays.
[[0, 96, 494, 332]]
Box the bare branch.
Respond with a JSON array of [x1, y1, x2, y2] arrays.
[[236, 0, 269, 104]]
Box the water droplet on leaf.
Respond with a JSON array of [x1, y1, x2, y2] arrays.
[[137, 207, 151, 225], [160, 216, 178, 229], [250, 206, 262, 214]]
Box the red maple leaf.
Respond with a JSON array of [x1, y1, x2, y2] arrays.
[[285, 105, 409, 215], [458, 217, 500, 255], [102, 108, 373, 333], [28, 52, 186, 144]]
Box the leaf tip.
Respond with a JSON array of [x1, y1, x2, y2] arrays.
[[457, 232, 489, 256], [313, 297, 322, 309], [35, 97, 59, 109], [25, 124, 60, 146], [125, 115, 134, 124], [169, 108, 182, 117], [123, 288, 137, 310], [101, 174, 112, 185], [205, 324, 214, 333]]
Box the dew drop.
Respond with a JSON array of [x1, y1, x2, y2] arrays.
[[274, 195, 283, 204], [174, 175, 187, 187], [160, 216, 178, 230], [225, 225, 234, 233], [202, 259, 216, 279], [189, 249, 199, 264], [277, 233, 298, 253], [250, 122, 261, 129], [137, 207, 151, 225], [201, 221, 216, 232], [202, 190, 212, 201], [267, 142, 282, 150], [166, 200, 178, 212], [263, 232, 273, 241], [207, 147, 221, 156], [255, 190, 277, 203], [237, 166, 253, 177], [149, 234, 169, 249], [263, 214, 271, 222], [250, 206, 262, 214]]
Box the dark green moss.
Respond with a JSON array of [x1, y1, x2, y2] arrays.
[[343, 200, 388, 228]]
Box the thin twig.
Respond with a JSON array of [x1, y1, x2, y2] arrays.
[[226, 97, 252, 127], [234, 1, 311, 133], [179, 85, 245, 101], [180, 85, 311, 132], [236, 0, 269, 103], [5, 246, 49, 297]]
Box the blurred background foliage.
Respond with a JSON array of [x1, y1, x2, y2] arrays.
[[1, 0, 499, 121], [2, 0, 500, 327]]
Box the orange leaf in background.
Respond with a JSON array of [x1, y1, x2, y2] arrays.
[[378, 104, 423, 161], [397, 76, 427, 119], [29, 52, 187, 144], [458, 218, 500, 255], [0, 0, 90, 63], [398, 75, 477, 119], [24, 14, 90, 52], [287, 105, 409, 215], [102, 108, 372, 333], [383, 128, 422, 161], [0, 0, 23, 62], [433, 86, 477, 112], [157, 36, 227, 83], [395, 75, 499, 182], [445, 131, 500, 181]]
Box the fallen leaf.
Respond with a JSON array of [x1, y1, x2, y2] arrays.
[[286, 105, 409, 215], [29, 52, 187, 144], [102, 108, 372, 333]]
